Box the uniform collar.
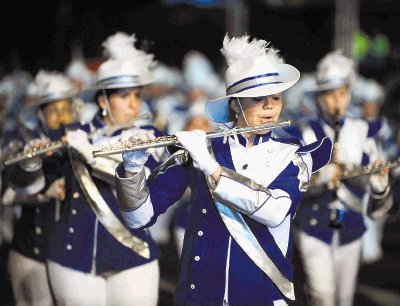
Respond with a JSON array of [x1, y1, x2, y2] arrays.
[[232, 130, 272, 147], [321, 112, 345, 128], [91, 115, 129, 137]]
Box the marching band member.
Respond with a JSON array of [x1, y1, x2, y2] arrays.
[[115, 34, 333, 305], [45, 32, 162, 305], [4, 70, 75, 306], [293, 50, 391, 306]]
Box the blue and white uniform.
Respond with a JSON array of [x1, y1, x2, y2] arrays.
[[116, 132, 331, 305], [4, 125, 64, 306], [293, 114, 385, 306], [48, 116, 160, 272], [295, 115, 381, 244]]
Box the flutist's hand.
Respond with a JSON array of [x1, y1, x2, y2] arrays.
[[66, 129, 95, 165], [175, 130, 219, 177], [369, 160, 389, 193], [45, 177, 66, 201], [20, 138, 50, 171], [315, 163, 342, 187], [123, 130, 156, 174]]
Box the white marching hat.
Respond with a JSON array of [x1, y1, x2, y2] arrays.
[[205, 34, 300, 123], [353, 76, 384, 105], [315, 50, 356, 92], [32, 70, 77, 107], [94, 32, 156, 90]]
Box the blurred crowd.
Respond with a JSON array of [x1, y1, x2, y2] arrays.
[[0, 33, 399, 306]]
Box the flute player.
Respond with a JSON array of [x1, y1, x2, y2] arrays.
[[115, 34, 333, 305]]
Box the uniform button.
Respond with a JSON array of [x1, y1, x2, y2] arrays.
[[71, 209, 77, 215], [309, 218, 318, 226], [190, 284, 195, 289], [242, 164, 248, 170], [197, 231, 203, 236], [35, 226, 42, 235], [72, 192, 80, 199], [66, 244, 72, 251], [35, 208, 41, 214], [312, 204, 319, 211], [194, 256, 200, 261], [268, 148, 274, 153], [69, 227, 74, 234], [202, 209, 207, 214], [33, 247, 40, 255], [265, 161, 270, 167]]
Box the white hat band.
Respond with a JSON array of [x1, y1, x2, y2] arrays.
[[226, 72, 282, 95], [38, 91, 75, 103], [97, 74, 139, 87], [317, 76, 350, 89]]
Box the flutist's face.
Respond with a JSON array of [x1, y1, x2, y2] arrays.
[[100, 87, 142, 124], [320, 85, 350, 117], [235, 94, 282, 134], [43, 99, 73, 129]]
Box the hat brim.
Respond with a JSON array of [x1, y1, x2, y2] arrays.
[[28, 91, 77, 109], [205, 64, 300, 123], [315, 81, 349, 92], [85, 80, 153, 91]]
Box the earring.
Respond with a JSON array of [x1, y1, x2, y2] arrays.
[[102, 108, 107, 117]]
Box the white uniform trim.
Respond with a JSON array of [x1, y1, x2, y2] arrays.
[[214, 137, 311, 227], [250, 190, 291, 227], [120, 195, 154, 229]]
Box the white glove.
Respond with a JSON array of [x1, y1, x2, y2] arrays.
[[370, 170, 389, 193], [45, 177, 66, 201], [119, 128, 146, 142], [315, 163, 338, 185], [66, 129, 95, 165], [20, 138, 50, 171], [175, 130, 219, 176], [123, 129, 156, 173]]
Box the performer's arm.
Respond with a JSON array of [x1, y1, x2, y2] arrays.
[[211, 153, 312, 227], [116, 148, 189, 229]]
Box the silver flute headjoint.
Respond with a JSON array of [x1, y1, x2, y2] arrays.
[[92, 120, 291, 157]]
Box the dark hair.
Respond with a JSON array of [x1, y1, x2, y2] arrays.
[[94, 86, 142, 105], [227, 97, 238, 122], [39, 98, 72, 111], [94, 88, 120, 104]]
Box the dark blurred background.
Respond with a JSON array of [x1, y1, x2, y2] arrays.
[[1, 1, 400, 305], [1, 0, 399, 83]]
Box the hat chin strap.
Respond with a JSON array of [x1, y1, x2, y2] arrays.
[[102, 88, 117, 124], [236, 97, 250, 127], [36, 108, 50, 135]]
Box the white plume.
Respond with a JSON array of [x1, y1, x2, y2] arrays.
[[35, 70, 74, 95], [102, 32, 157, 70], [220, 34, 284, 66]]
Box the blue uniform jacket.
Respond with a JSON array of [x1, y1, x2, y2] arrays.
[[47, 116, 161, 273], [6, 126, 63, 262], [116, 132, 332, 305], [293, 115, 382, 245]]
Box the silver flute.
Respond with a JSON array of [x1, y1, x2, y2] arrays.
[[3, 113, 151, 166], [339, 158, 400, 180], [92, 120, 291, 157]]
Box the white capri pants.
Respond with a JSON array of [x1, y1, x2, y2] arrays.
[[8, 250, 54, 306], [296, 230, 362, 306], [47, 259, 159, 306]]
